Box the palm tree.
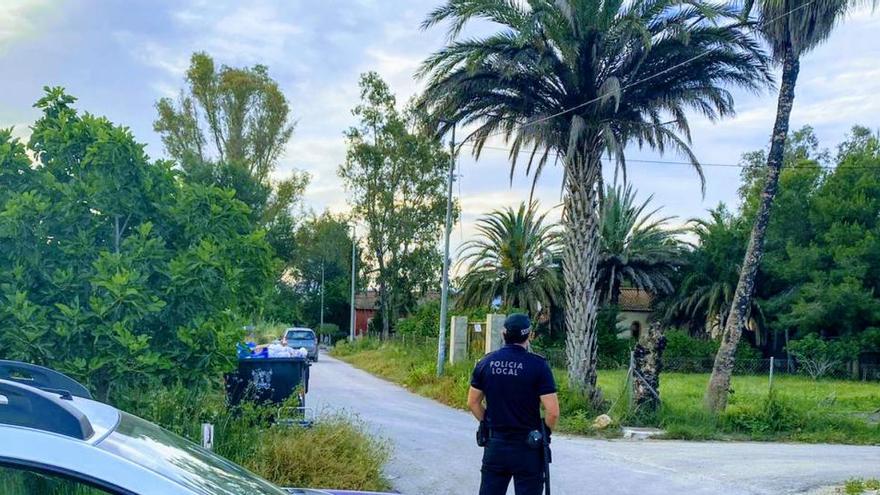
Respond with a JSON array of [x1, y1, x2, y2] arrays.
[[705, 0, 876, 412], [598, 184, 683, 306], [666, 206, 762, 339], [456, 202, 561, 316], [418, 0, 771, 401]]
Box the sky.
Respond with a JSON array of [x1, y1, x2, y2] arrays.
[[1, 0, 879, 252]]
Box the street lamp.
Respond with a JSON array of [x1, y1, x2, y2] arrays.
[[436, 120, 456, 376]]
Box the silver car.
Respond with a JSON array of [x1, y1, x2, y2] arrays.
[[284, 328, 319, 362], [0, 360, 385, 495]]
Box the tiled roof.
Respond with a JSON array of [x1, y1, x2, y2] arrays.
[[619, 288, 653, 312]]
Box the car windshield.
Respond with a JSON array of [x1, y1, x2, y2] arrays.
[[286, 330, 314, 341], [98, 412, 287, 495]]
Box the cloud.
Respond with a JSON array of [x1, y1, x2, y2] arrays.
[[0, 0, 56, 52], [117, 0, 309, 95], [176, 2, 304, 66], [114, 32, 190, 79]]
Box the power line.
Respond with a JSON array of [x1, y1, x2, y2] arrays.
[[462, 142, 880, 171]]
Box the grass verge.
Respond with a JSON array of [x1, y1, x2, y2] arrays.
[[844, 478, 880, 494], [333, 338, 880, 444], [117, 386, 391, 492]]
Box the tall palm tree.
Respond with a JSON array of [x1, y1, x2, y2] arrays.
[[598, 184, 683, 306], [418, 0, 771, 401], [705, 0, 876, 412], [456, 202, 561, 316]]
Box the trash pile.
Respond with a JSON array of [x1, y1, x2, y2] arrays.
[[237, 340, 308, 359]]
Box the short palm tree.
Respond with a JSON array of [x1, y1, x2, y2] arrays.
[[418, 0, 771, 401], [598, 184, 683, 306], [667, 206, 762, 338], [456, 202, 561, 316], [706, 0, 877, 412]]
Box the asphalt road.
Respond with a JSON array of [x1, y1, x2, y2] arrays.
[[308, 355, 880, 495]]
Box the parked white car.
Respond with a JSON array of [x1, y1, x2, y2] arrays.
[[0, 360, 386, 495]]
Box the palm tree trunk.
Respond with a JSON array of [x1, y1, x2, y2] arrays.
[[563, 154, 603, 405], [705, 46, 800, 413], [609, 276, 621, 306]]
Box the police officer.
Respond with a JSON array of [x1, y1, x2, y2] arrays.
[[468, 313, 560, 495]]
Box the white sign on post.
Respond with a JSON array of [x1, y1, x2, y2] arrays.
[[474, 323, 482, 333], [202, 423, 214, 450]]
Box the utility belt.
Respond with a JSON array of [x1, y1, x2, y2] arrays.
[[477, 422, 549, 449], [488, 429, 531, 442]]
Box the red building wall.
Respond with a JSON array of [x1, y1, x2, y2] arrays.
[[355, 308, 374, 337]]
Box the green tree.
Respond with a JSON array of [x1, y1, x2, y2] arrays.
[[666, 205, 761, 339], [456, 202, 562, 316], [706, 0, 877, 412], [777, 129, 880, 342], [154, 52, 309, 260], [290, 212, 359, 333], [0, 88, 275, 399], [339, 72, 454, 339], [598, 184, 683, 306], [418, 0, 770, 401]]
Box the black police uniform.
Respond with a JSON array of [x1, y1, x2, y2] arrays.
[[471, 343, 557, 495]]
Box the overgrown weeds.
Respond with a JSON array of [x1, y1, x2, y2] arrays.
[[845, 478, 880, 494], [115, 385, 391, 491]]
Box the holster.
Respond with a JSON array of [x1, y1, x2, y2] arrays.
[[476, 420, 489, 447]]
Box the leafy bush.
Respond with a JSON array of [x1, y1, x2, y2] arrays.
[[0, 92, 277, 401], [664, 329, 761, 371], [664, 330, 719, 364], [116, 386, 390, 491], [787, 334, 859, 379], [723, 389, 806, 437], [396, 301, 441, 337]]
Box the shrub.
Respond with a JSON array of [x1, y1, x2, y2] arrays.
[[116, 386, 390, 491], [396, 301, 441, 337], [249, 417, 390, 491], [722, 389, 806, 437], [787, 334, 859, 379], [663, 329, 761, 372]]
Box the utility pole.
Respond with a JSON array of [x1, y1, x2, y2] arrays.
[[320, 261, 325, 331], [349, 226, 357, 342], [436, 121, 456, 376]]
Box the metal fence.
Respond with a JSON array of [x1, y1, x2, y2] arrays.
[[540, 350, 880, 382], [375, 333, 880, 382]]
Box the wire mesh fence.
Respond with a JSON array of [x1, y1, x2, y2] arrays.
[[373, 332, 880, 383], [565, 353, 879, 382]]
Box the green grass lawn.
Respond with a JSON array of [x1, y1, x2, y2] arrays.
[[333, 338, 880, 444]]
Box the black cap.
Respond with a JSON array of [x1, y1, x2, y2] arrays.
[[504, 313, 531, 336]]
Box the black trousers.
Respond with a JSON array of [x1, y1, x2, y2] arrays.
[[479, 437, 544, 495]]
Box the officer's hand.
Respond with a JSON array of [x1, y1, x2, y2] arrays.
[[543, 421, 552, 444]]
